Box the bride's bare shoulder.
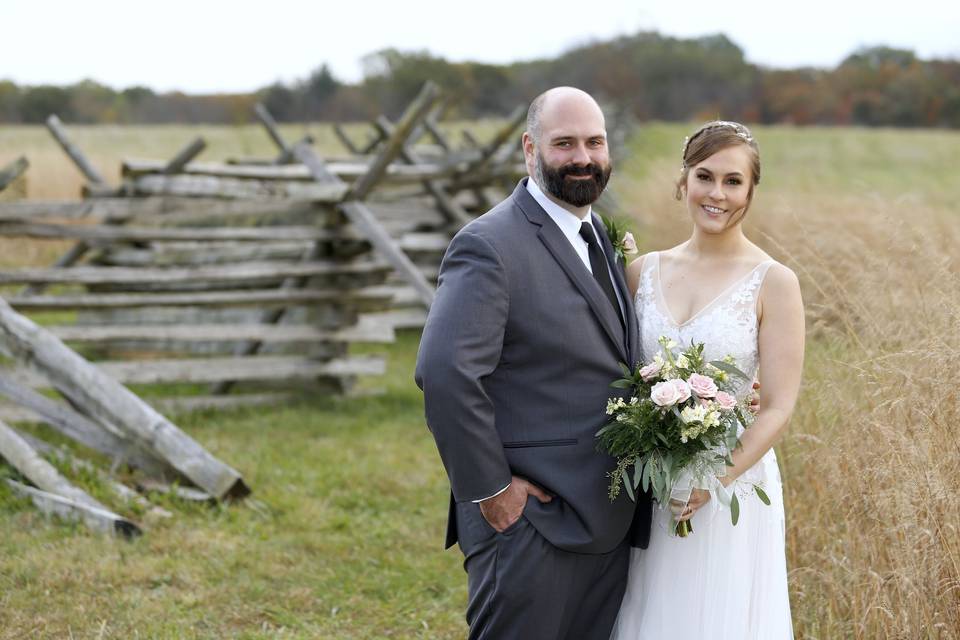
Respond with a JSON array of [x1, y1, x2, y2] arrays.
[[760, 261, 802, 304], [763, 259, 798, 284], [626, 252, 655, 296]]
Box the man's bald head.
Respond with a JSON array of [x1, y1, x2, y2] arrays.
[[526, 87, 605, 144], [522, 87, 611, 211]]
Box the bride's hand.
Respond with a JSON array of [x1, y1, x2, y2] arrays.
[[749, 380, 761, 413], [674, 489, 711, 521]]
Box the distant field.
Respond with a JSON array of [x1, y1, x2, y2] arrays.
[[0, 120, 505, 201], [0, 122, 958, 638]]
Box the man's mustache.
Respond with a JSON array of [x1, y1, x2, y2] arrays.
[[559, 164, 605, 178]]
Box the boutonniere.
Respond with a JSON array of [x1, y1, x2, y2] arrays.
[[600, 215, 638, 262]]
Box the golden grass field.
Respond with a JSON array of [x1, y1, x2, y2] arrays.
[[621, 124, 960, 639], [0, 121, 958, 638]]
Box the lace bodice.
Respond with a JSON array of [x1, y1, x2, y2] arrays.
[[636, 252, 775, 400]]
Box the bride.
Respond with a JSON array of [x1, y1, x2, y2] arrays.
[[612, 121, 804, 639]]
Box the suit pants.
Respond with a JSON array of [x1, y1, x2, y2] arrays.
[[456, 501, 629, 640]]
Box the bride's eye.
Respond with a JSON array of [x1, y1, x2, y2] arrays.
[[726, 178, 742, 186], [696, 173, 710, 181]]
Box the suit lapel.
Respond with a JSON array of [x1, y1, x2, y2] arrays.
[[593, 212, 639, 367], [513, 181, 628, 363]]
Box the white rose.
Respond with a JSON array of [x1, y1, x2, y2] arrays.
[[639, 360, 663, 382], [671, 379, 692, 403], [650, 381, 682, 407]]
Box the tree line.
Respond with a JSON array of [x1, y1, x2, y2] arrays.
[[2, 32, 958, 128]]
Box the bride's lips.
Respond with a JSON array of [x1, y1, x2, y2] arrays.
[[701, 204, 726, 216]]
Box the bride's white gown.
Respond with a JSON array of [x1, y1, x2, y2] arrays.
[[612, 252, 793, 639]]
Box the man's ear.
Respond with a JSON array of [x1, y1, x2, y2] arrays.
[[521, 132, 537, 174], [521, 132, 535, 160]]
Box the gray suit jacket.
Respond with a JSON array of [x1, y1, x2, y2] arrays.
[[415, 179, 652, 554]]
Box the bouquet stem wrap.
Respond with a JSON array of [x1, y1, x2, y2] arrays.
[[668, 459, 733, 537]]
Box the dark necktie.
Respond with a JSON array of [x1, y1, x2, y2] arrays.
[[578, 221, 623, 327]]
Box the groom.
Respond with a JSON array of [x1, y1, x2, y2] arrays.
[[415, 87, 651, 639]]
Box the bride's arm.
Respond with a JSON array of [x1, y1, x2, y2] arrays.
[[625, 253, 649, 300], [721, 263, 805, 486]]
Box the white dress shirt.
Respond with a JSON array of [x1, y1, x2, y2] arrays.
[[525, 178, 625, 317], [474, 178, 625, 504]]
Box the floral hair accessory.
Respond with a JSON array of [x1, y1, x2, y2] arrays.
[[681, 121, 756, 169]]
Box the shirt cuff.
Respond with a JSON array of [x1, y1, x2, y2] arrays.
[[472, 482, 511, 503]]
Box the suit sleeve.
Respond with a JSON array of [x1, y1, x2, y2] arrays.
[[415, 229, 512, 503]]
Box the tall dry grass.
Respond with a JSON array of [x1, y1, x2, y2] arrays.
[[619, 124, 960, 639]]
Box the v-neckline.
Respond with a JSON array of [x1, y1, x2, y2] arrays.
[[655, 252, 769, 328]]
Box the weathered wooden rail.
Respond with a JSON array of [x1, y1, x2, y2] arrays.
[[0, 297, 250, 536], [0, 156, 29, 193]]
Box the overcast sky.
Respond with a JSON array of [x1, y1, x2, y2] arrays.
[[4, 0, 958, 93]]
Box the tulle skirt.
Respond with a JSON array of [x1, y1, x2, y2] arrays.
[[611, 450, 793, 639]]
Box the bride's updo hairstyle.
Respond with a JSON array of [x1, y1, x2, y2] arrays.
[[674, 120, 761, 209]]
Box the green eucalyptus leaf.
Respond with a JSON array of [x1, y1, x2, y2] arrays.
[[657, 470, 669, 499], [754, 485, 771, 505], [730, 492, 740, 525], [622, 469, 635, 501], [709, 360, 750, 381], [610, 379, 633, 389], [662, 453, 673, 479]]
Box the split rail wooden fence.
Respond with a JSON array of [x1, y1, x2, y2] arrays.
[[0, 81, 527, 534]]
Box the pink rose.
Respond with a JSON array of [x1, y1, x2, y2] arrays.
[[639, 361, 662, 382], [671, 379, 691, 403], [715, 391, 737, 411], [650, 380, 681, 407], [622, 232, 638, 255], [688, 373, 718, 399]]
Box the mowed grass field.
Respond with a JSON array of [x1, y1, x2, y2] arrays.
[[1, 122, 959, 639]]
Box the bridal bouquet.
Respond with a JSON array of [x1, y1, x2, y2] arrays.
[[596, 336, 769, 536]]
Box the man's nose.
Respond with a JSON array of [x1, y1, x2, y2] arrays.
[[570, 142, 591, 165]]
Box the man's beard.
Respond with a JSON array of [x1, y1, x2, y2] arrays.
[[535, 152, 612, 207]]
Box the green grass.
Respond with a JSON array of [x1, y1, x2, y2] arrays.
[[0, 331, 466, 639]]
